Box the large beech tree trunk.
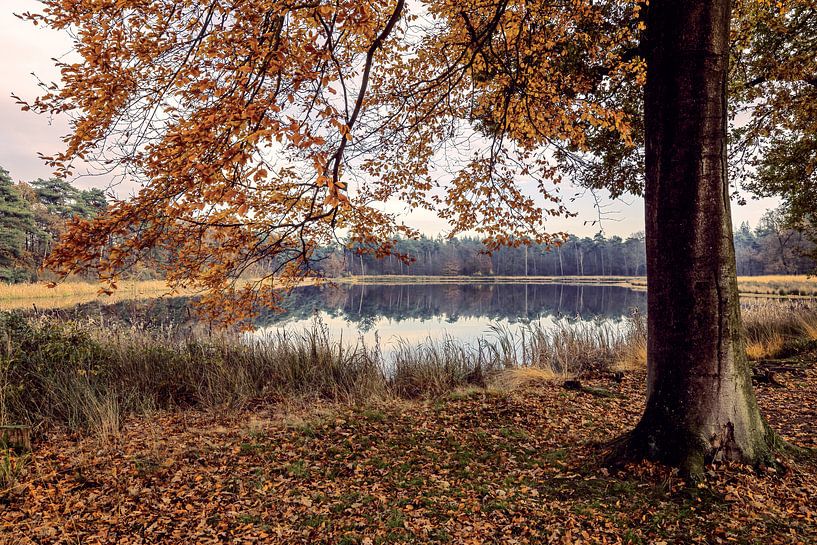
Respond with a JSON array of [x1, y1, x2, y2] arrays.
[[627, 0, 773, 475]]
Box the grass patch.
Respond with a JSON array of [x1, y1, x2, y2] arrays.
[[0, 449, 27, 497], [746, 333, 786, 360], [385, 509, 405, 529], [737, 275, 817, 298], [0, 279, 183, 311], [491, 367, 563, 391], [3, 298, 817, 437], [361, 408, 386, 422], [742, 299, 817, 359], [285, 460, 308, 477]]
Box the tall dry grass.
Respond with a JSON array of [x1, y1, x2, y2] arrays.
[[2, 299, 815, 437], [738, 275, 817, 297], [0, 280, 180, 311], [0, 314, 391, 435], [390, 335, 501, 398], [0, 277, 322, 311], [741, 299, 817, 359], [0, 311, 649, 433]]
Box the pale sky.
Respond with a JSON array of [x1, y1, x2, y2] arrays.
[[0, 0, 780, 237]]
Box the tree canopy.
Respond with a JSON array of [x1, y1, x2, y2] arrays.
[[0, 166, 107, 283], [21, 0, 645, 319], [17, 0, 815, 321], [0, 167, 38, 282], [730, 0, 817, 215]]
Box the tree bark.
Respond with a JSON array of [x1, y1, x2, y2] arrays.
[[558, 246, 564, 275], [622, 0, 773, 477], [1, 425, 31, 452]]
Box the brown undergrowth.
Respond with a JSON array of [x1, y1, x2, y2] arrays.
[[2, 364, 815, 544], [1, 300, 816, 436], [1, 302, 816, 543]]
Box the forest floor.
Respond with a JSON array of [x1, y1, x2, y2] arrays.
[[3, 357, 816, 544]]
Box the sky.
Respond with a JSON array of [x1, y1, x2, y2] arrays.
[[0, 0, 780, 238]]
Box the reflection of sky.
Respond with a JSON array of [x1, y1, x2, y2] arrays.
[[252, 311, 631, 358]]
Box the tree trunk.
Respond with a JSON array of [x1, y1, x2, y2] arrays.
[[600, 247, 605, 276], [558, 246, 564, 276], [524, 245, 529, 276], [623, 0, 773, 476]]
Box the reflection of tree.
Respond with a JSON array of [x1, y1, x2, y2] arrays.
[[255, 283, 646, 329], [355, 314, 379, 333], [34, 296, 199, 330], [34, 283, 647, 331], [322, 284, 348, 308]]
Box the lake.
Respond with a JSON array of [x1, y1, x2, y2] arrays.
[[38, 281, 647, 352]]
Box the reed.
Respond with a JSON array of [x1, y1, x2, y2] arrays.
[[745, 334, 785, 361], [0, 279, 182, 311], [0, 277, 321, 311], [741, 299, 817, 359], [0, 279, 178, 299], [0, 313, 390, 434], [390, 335, 499, 398], [737, 274, 817, 297], [1, 299, 814, 436]]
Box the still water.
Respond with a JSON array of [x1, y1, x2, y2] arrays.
[[47, 282, 646, 349], [258, 282, 645, 347]]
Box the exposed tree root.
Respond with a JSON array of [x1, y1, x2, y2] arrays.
[[603, 421, 783, 483]]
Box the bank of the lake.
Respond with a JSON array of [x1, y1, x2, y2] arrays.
[[1, 297, 815, 434], [0, 279, 187, 311], [3, 295, 817, 543], [2, 274, 816, 312], [2, 352, 816, 543], [346, 274, 817, 298]]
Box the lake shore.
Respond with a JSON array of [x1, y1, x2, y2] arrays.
[[3, 357, 815, 543], [2, 274, 815, 311], [0, 277, 322, 311], [0, 298, 812, 430], [345, 274, 817, 298], [2, 299, 816, 542]]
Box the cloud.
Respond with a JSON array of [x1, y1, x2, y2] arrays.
[[1, 1, 72, 182]]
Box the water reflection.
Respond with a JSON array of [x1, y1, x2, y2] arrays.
[[267, 283, 645, 327], [256, 283, 646, 349], [35, 282, 646, 347]]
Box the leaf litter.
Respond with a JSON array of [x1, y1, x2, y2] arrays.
[[2, 366, 816, 544]]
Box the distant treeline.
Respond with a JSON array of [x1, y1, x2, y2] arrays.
[[2, 164, 812, 283], [317, 211, 814, 278], [1, 166, 106, 283], [317, 234, 648, 277]]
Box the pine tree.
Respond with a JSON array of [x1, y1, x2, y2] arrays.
[[0, 167, 38, 282]]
